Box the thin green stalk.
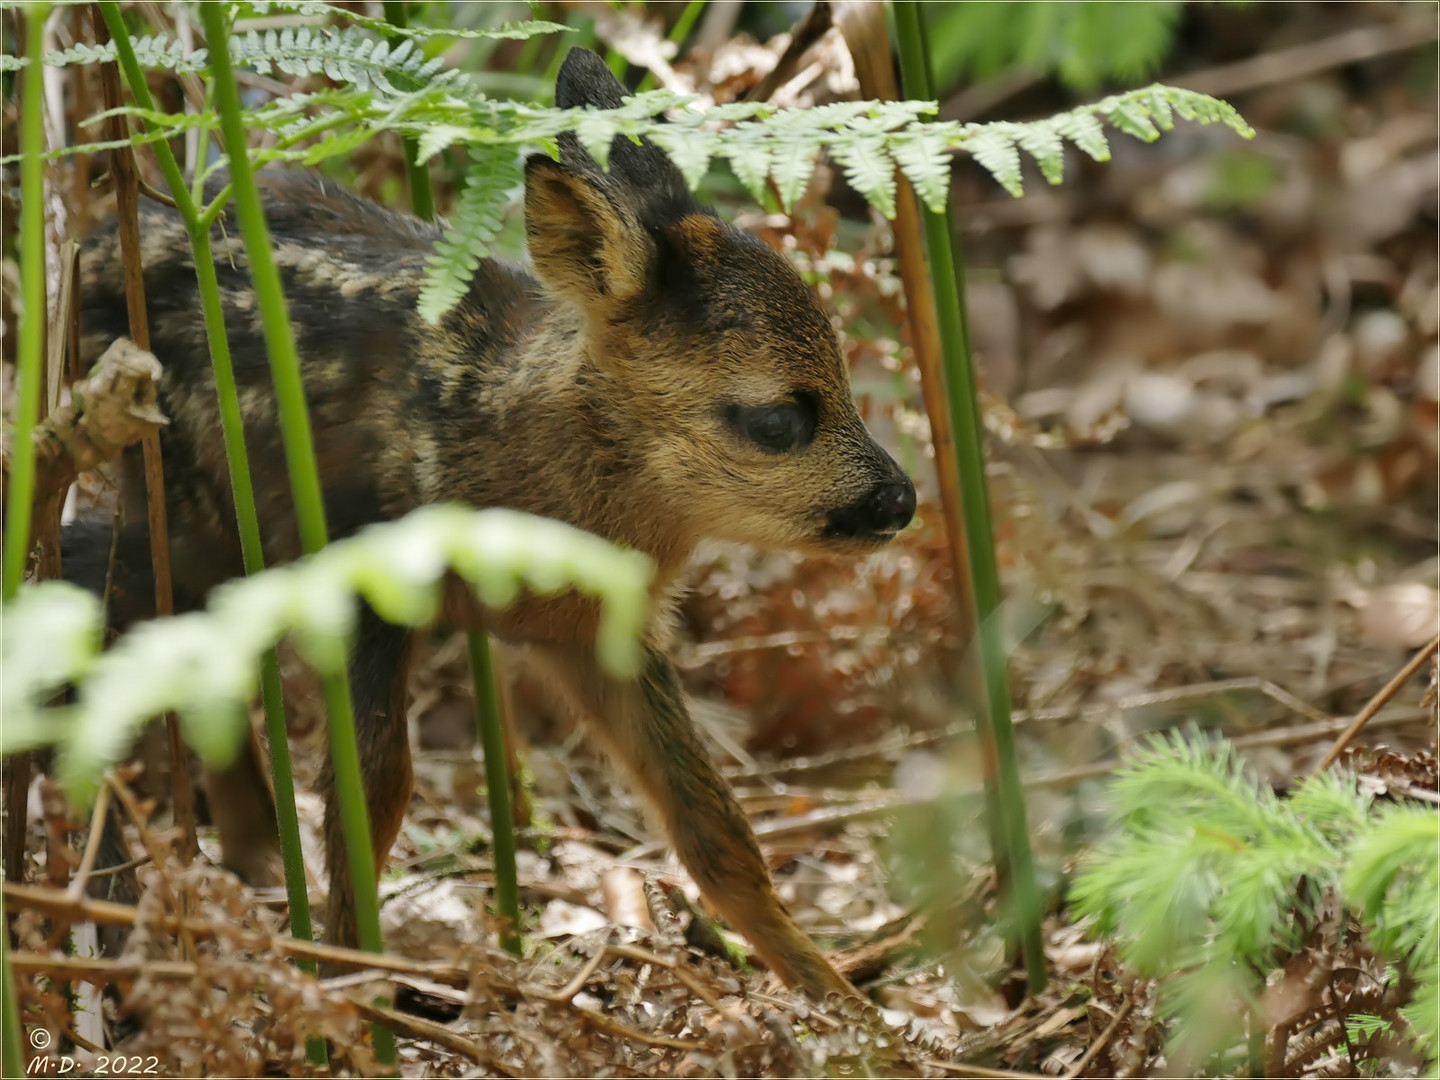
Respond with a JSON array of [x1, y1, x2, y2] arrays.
[[3, 925, 24, 1078], [636, 0, 705, 92], [4, 1, 49, 603], [98, 8, 321, 1045], [468, 632, 521, 955], [377, 0, 520, 960], [382, 0, 434, 221], [892, 0, 1046, 993], [198, 3, 394, 1064], [199, 7, 331, 556], [190, 227, 318, 963], [2, 39, 43, 1076]]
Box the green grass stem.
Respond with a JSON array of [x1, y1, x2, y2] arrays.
[[4, 2, 50, 603], [636, 1, 705, 92], [98, 9, 321, 1044], [198, 4, 394, 1063], [6, 9, 47, 1066], [377, 0, 522, 963], [468, 632, 522, 955], [382, 0, 435, 221], [3, 924, 24, 1078], [892, 0, 1047, 993]]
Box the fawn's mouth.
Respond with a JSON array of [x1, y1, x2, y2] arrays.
[[821, 479, 917, 545], [816, 524, 902, 550]]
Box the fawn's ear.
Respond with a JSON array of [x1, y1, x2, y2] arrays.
[[550, 48, 694, 217], [523, 154, 653, 308], [555, 47, 627, 110]]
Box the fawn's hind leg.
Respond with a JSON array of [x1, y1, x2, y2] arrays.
[[62, 515, 283, 888], [529, 641, 856, 1000], [320, 605, 416, 949]]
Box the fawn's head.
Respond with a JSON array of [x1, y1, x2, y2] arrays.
[[525, 49, 915, 556]]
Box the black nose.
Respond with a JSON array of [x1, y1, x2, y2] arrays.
[[826, 477, 917, 540]]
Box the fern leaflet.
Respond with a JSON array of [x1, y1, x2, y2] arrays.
[[418, 154, 522, 325]]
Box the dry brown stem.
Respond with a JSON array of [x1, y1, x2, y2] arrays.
[[834, 0, 978, 654], [1312, 633, 1440, 774], [1182, 19, 1440, 98], [744, 1, 833, 103], [2, 881, 471, 984], [1062, 997, 1133, 1079], [88, 3, 196, 859]]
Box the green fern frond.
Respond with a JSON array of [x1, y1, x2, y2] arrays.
[[415, 123, 470, 166], [417, 154, 522, 325], [769, 137, 824, 212], [231, 26, 451, 95], [890, 128, 953, 213], [1013, 119, 1066, 185], [960, 126, 1025, 198], [240, 1, 570, 43], [830, 133, 898, 218], [648, 129, 713, 191], [573, 111, 622, 169], [3, 6, 1253, 321], [952, 84, 1253, 197], [1051, 110, 1109, 162], [1345, 805, 1439, 962], [2, 34, 204, 74], [3, 506, 652, 800], [1074, 734, 1437, 1067], [724, 137, 775, 206]]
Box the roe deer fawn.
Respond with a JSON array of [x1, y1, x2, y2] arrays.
[[68, 47, 916, 1000]]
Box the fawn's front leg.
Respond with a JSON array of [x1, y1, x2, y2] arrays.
[[529, 641, 856, 1000]]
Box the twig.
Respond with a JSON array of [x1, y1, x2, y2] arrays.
[[745, 1, 832, 103], [545, 946, 610, 1005], [604, 942, 728, 1015], [732, 706, 1430, 843], [1038, 707, 1428, 790], [66, 781, 114, 902], [749, 988, 840, 1029], [1181, 19, 1439, 99], [8, 951, 193, 981], [104, 771, 198, 962], [81, 853, 151, 879], [9, 945, 519, 1076], [729, 676, 1349, 782], [2, 882, 471, 985], [572, 1004, 703, 1051], [137, 178, 177, 208], [1063, 997, 1133, 1079], [1312, 634, 1440, 774]]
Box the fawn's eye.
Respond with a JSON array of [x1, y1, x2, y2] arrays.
[[727, 396, 817, 454]]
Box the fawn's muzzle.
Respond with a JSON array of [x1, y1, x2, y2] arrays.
[[825, 477, 917, 540]]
